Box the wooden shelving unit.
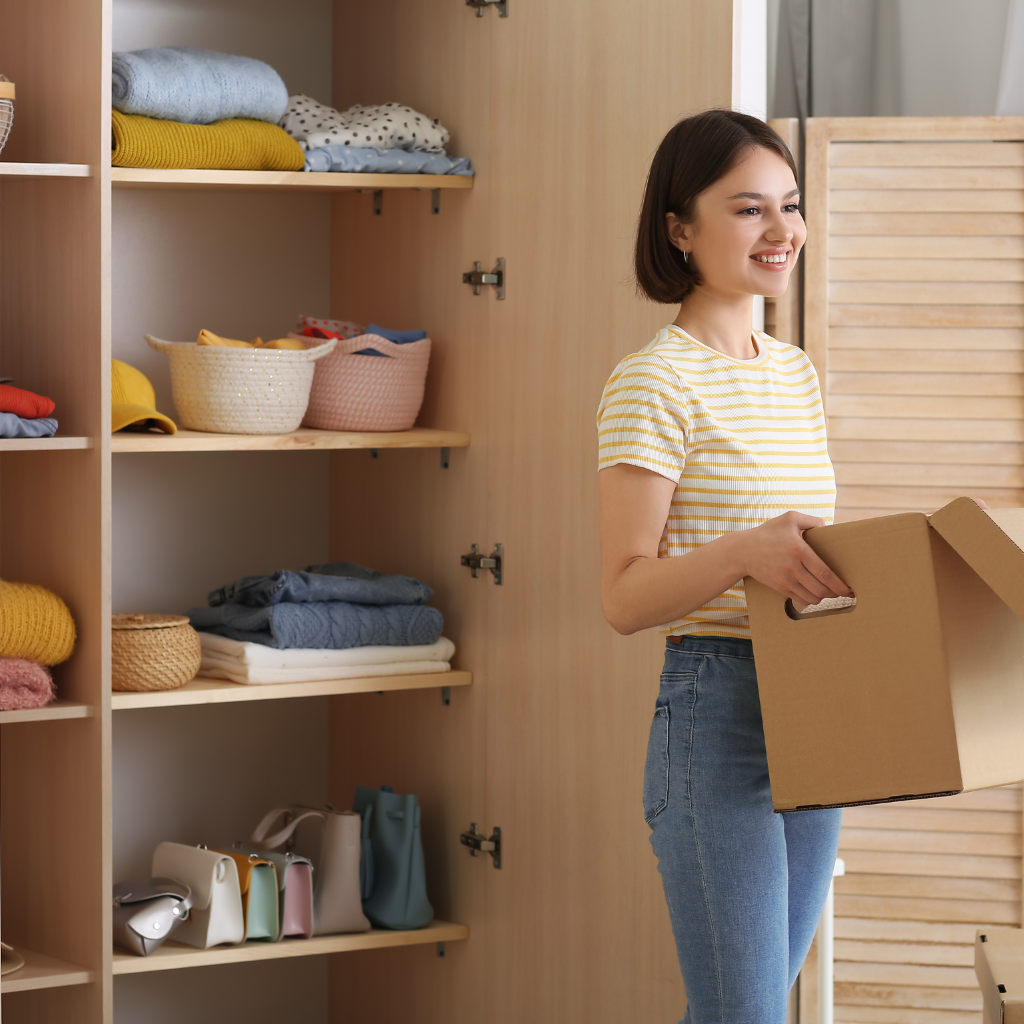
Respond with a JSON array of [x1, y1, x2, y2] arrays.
[[111, 921, 469, 975], [112, 670, 471, 710], [0, 949, 95, 994], [0, 162, 91, 179], [0, 701, 94, 724], [111, 426, 469, 453], [111, 168, 473, 192], [0, 437, 93, 452]]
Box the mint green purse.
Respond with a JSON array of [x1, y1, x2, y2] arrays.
[[214, 850, 278, 942]]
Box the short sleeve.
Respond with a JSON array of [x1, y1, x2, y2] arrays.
[[596, 352, 689, 483]]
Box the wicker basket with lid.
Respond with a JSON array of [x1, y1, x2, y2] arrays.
[[111, 614, 201, 692]]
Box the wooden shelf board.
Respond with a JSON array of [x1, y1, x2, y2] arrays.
[[112, 670, 470, 710], [0, 437, 93, 452], [1, 948, 95, 993], [111, 426, 470, 453], [111, 920, 469, 975], [110, 168, 473, 193], [0, 701, 94, 724], [0, 162, 91, 179]]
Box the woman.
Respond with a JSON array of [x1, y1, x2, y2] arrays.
[[597, 110, 854, 1021]]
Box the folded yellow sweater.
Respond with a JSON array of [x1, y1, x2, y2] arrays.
[[0, 580, 77, 667], [112, 110, 306, 171]]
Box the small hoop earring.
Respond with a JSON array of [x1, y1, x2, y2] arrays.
[[683, 250, 690, 264]]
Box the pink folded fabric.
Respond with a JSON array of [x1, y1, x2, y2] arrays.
[[0, 658, 56, 710]]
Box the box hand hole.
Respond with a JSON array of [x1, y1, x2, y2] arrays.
[[785, 595, 858, 621]]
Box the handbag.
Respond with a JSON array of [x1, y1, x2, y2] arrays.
[[249, 806, 370, 935], [354, 785, 433, 930], [214, 850, 278, 942], [231, 846, 314, 940], [152, 842, 244, 948], [112, 878, 192, 956]]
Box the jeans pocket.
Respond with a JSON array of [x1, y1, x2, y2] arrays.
[[643, 706, 670, 824]]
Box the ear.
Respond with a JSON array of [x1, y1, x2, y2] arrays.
[[665, 212, 690, 255]]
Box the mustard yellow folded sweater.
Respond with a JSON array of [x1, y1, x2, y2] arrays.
[[112, 110, 306, 171], [0, 580, 77, 666]]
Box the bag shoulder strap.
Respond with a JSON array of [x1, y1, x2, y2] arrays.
[[249, 807, 325, 851]]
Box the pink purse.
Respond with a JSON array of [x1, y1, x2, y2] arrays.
[[231, 846, 313, 941]]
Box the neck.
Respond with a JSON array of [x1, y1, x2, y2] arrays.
[[672, 287, 757, 360]]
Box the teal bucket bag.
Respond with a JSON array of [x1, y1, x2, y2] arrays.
[[354, 785, 433, 930]]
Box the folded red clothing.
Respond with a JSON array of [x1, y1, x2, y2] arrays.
[[0, 383, 56, 419], [0, 658, 55, 711]]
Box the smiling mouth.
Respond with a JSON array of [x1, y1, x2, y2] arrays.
[[751, 253, 789, 265]]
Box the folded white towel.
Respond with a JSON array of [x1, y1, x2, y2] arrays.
[[197, 632, 455, 666], [199, 657, 451, 685]]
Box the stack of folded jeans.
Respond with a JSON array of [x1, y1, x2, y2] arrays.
[[188, 563, 450, 684]]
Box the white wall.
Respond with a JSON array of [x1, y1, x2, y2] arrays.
[[111, 2, 333, 1020]]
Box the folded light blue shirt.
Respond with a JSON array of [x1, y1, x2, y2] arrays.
[[304, 145, 473, 176], [0, 412, 57, 438]]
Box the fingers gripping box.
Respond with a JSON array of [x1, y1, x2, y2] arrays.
[[746, 498, 1024, 812]]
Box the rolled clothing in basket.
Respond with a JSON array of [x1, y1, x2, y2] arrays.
[[112, 48, 289, 125], [209, 564, 432, 608], [113, 110, 305, 171], [197, 633, 454, 684], [304, 146, 472, 176], [187, 601, 443, 650]]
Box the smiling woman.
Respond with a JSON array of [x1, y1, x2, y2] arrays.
[[597, 110, 848, 1023]]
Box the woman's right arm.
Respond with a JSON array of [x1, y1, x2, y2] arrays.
[[599, 463, 853, 635]]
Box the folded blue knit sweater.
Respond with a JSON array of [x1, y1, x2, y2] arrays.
[[112, 47, 288, 125], [188, 601, 443, 650]]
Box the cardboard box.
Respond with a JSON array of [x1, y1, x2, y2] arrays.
[[746, 498, 1024, 812], [976, 928, 1024, 1024]]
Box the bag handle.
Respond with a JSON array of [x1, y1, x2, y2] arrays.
[[249, 807, 326, 851]]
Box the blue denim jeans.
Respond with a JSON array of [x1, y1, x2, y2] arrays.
[[645, 636, 842, 1023]]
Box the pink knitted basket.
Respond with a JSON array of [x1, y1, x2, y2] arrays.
[[295, 331, 431, 432]]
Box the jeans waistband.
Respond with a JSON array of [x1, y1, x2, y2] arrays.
[[666, 635, 754, 658]]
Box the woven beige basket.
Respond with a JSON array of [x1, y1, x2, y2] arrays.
[[146, 335, 337, 434], [111, 614, 201, 692]]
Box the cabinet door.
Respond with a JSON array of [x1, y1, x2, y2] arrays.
[[328, 2, 733, 1021]]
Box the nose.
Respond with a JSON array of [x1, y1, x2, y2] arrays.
[[764, 205, 794, 246]]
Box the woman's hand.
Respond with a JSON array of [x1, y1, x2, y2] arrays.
[[733, 511, 853, 606]]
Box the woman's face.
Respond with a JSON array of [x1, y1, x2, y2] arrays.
[[667, 146, 805, 299]]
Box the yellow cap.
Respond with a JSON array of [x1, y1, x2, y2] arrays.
[[111, 359, 177, 434]]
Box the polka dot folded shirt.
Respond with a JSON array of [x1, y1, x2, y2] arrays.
[[596, 326, 836, 639]]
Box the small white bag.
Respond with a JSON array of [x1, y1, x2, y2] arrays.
[[152, 842, 245, 948], [250, 807, 370, 936]]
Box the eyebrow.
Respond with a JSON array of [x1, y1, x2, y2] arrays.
[[728, 188, 801, 201]]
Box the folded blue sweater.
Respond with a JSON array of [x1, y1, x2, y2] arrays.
[[304, 145, 473, 176], [208, 564, 432, 608], [112, 47, 289, 125], [188, 601, 443, 649]]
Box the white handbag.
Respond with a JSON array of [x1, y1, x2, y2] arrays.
[[250, 807, 370, 936], [152, 842, 245, 948]]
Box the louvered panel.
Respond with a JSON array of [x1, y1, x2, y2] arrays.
[[801, 120, 1024, 1024]]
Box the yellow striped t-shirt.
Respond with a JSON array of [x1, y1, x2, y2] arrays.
[[596, 325, 836, 639]]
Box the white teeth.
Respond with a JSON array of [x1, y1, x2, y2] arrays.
[[754, 253, 787, 263]]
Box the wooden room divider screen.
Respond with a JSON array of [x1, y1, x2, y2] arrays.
[[803, 116, 1024, 1024]]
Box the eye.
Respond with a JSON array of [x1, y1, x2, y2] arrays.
[[783, 202, 801, 213], [738, 206, 760, 216]]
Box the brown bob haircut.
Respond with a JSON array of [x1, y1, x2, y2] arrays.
[[635, 109, 799, 305]]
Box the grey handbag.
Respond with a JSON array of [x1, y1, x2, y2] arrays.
[[112, 877, 193, 956]]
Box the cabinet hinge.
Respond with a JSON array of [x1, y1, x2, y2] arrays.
[[466, 0, 508, 17], [460, 823, 502, 868], [461, 543, 503, 584], [462, 258, 505, 299]]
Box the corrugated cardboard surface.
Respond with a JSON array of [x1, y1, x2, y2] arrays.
[[747, 513, 963, 811], [976, 928, 1024, 1024]]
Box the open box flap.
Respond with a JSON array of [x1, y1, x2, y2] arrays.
[[929, 498, 1024, 621]]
